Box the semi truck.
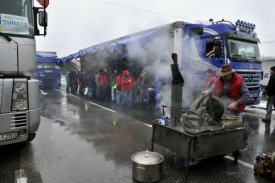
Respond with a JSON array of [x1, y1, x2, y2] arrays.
[[0, 0, 48, 146], [36, 51, 61, 88], [178, 19, 262, 106]]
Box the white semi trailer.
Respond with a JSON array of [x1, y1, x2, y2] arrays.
[[0, 0, 48, 146]]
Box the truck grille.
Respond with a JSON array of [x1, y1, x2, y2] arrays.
[[235, 70, 262, 90], [43, 79, 55, 84], [11, 113, 27, 128]]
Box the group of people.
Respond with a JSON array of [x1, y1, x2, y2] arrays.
[[65, 62, 275, 123], [65, 69, 157, 108]]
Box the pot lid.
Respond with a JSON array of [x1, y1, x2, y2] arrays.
[[131, 150, 164, 165]]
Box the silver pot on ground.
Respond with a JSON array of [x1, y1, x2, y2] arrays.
[[131, 150, 164, 182]]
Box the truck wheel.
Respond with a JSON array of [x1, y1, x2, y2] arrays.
[[26, 133, 36, 142], [20, 133, 36, 146]]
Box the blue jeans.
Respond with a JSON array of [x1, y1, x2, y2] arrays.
[[265, 95, 275, 120], [116, 91, 121, 105], [127, 90, 133, 106], [88, 87, 93, 99], [111, 86, 116, 101], [96, 86, 101, 100], [66, 83, 70, 92], [120, 91, 128, 106]]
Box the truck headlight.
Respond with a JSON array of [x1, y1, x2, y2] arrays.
[[12, 79, 28, 111]]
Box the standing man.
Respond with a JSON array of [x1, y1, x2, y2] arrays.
[[121, 70, 131, 106], [137, 71, 146, 103], [85, 71, 96, 99], [202, 63, 249, 121], [109, 70, 118, 102], [66, 71, 71, 93], [262, 66, 275, 123], [203, 69, 217, 91], [100, 68, 108, 100], [95, 70, 101, 100], [116, 71, 122, 105]]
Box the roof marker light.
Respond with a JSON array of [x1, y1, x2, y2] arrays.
[[240, 20, 244, 27], [236, 20, 240, 26], [253, 24, 256, 29], [236, 19, 256, 30]]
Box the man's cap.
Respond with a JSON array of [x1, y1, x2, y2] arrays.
[[216, 64, 235, 76], [206, 69, 214, 73]]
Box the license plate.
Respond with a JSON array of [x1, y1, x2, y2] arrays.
[[0, 132, 17, 141]]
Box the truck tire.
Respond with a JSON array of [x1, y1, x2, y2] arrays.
[[26, 133, 36, 142], [19, 133, 36, 147]]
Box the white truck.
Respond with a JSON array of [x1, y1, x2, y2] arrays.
[[0, 0, 48, 146]]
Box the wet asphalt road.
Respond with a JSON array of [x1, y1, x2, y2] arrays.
[[0, 88, 275, 183]]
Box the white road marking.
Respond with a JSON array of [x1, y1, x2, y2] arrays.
[[66, 92, 116, 112], [15, 170, 27, 183], [17, 178, 27, 183], [89, 102, 116, 113], [40, 90, 47, 95], [224, 155, 254, 169], [68, 93, 81, 99], [144, 124, 152, 127]]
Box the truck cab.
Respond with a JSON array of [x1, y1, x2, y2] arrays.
[[36, 52, 61, 89], [182, 20, 262, 105], [0, 0, 47, 146]]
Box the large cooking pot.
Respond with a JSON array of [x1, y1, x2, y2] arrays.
[[132, 150, 164, 182]]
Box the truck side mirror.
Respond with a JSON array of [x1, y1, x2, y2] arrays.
[[39, 11, 48, 27], [33, 7, 47, 36]]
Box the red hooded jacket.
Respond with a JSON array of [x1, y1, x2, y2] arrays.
[[121, 70, 131, 92], [100, 71, 107, 85]]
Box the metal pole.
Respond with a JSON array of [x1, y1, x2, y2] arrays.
[[151, 125, 155, 152], [184, 138, 191, 183]]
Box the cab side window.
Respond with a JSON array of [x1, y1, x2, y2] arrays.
[[205, 39, 224, 58], [206, 40, 215, 58]]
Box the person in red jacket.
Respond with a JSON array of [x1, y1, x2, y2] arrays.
[[127, 72, 136, 106], [116, 71, 122, 105], [120, 70, 130, 106], [100, 68, 108, 100], [203, 69, 217, 91], [76, 71, 84, 95], [202, 64, 249, 122]]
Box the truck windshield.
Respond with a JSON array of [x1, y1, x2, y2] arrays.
[[0, 0, 34, 38], [37, 63, 60, 70], [228, 39, 260, 61]]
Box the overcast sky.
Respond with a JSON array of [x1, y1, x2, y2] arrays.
[[35, 0, 275, 58]]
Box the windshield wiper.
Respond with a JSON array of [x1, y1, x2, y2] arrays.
[[0, 32, 12, 42], [232, 54, 242, 57], [232, 55, 249, 62], [249, 56, 262, 63]]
